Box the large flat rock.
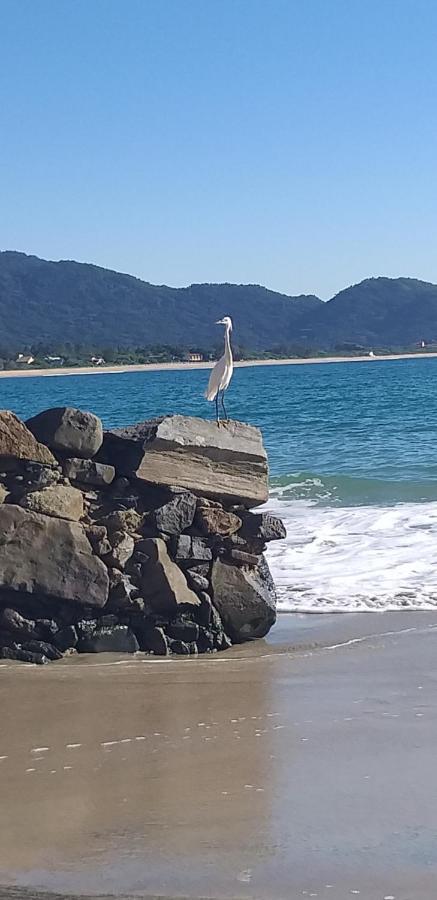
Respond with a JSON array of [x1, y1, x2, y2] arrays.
[[101, 416, 268, 508], [0, 505, 109, 607]]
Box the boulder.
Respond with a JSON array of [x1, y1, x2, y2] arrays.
[[211, 555, 276, 642], [20, 484, 84, 521], [63, 458, 115, 486], [0, 505, 109, 607], [195, 505, 242, 537], [140, 538, 200, 614], [100, 415, 268, 507], [0, 411, 56, 466], [0, 485, 8, 503], [151, 492, 197, 535], [26, 407, 103, 459]]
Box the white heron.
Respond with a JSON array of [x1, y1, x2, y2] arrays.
[[205, 316, 234, 424]]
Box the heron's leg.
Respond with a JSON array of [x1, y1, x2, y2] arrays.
[[215, 391, 221, 426], [221, 391, 228, 422]]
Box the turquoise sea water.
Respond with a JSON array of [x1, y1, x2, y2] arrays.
[[2, 357, 437, 611]]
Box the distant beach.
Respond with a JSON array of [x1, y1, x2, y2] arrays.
[[1, 350, 437, 379]]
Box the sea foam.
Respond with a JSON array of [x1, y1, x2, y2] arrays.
[[264, 496, 437, 612]]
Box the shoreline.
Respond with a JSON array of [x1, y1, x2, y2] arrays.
[[2, 612, 437, 899], [1, 350, 437, 379]]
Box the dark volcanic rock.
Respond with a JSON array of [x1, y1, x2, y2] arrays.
[[21, 640, 63, 661], [27, 407, 103, 459], [101, 415, 268, 507], [211, 554, 276, 642], [0, 411, 56, 466], [0, 646, 49, 664], [167, 638, 191, 655], [137, 625, 169, 655], [167, 618, 200, 642], [77, 625, 139, 654], [172, 535, 213, 566], [0, 505, 109, 607], [53, 625, 78, 651], [151, 492, 197, 535]]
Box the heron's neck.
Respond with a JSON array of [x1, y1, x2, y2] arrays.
[[224, 326, 232, 362]]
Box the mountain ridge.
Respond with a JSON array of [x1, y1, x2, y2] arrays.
[[1, 251, 437, 352]]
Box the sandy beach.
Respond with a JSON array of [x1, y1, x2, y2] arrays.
[[1, 611, 437, 899], [1, 351, 437, 379]]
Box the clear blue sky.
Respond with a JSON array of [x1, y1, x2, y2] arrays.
[[1, 0, 436, 299]]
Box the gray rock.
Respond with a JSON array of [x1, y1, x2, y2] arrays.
[[78, 625, 139, 654], [0, 484, 8, 503], [152, 492, 197, 535], [172, 535, 212, 565], [238, 511, 287, 543], [0, 504, 109, 607], [103, 531, 135, 569], [101, 415, 268, 508], [140, 538, 200, 614], [63, 458, 115, 486], [26, 407, 103, 459], [211, 555, 276, 642], [0, 411, 56, 466], [20, 484, 84, 521]]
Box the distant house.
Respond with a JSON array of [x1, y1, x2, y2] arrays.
[[187, 352, 204, 362], [90, 356, 105, 366], [45, 355, 64, 364], [16, 353, 34, 365]]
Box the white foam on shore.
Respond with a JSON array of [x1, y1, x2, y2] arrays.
[[264, 498, 437, 612]]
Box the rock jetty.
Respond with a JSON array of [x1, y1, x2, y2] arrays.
[[0, 408, 285, 664]]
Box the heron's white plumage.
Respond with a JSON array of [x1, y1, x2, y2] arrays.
[[205, 316, 234, 402]]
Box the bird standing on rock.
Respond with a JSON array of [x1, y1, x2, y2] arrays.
[[205, 316, 234, 425]]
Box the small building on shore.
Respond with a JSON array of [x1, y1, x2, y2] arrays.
[[186, 351, 204, 362], [15, 353, 34, 365]]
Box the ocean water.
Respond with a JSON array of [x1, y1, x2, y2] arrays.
[[2, 357, 437, 613]]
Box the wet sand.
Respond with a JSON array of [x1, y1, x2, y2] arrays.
[[1, 612, 437, 899], [1, 351, 437, 379]]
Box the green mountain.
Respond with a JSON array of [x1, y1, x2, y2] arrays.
[[1, 251, 437, 352]]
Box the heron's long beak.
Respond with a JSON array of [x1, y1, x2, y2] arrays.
[[216, 319, 225, 324]]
